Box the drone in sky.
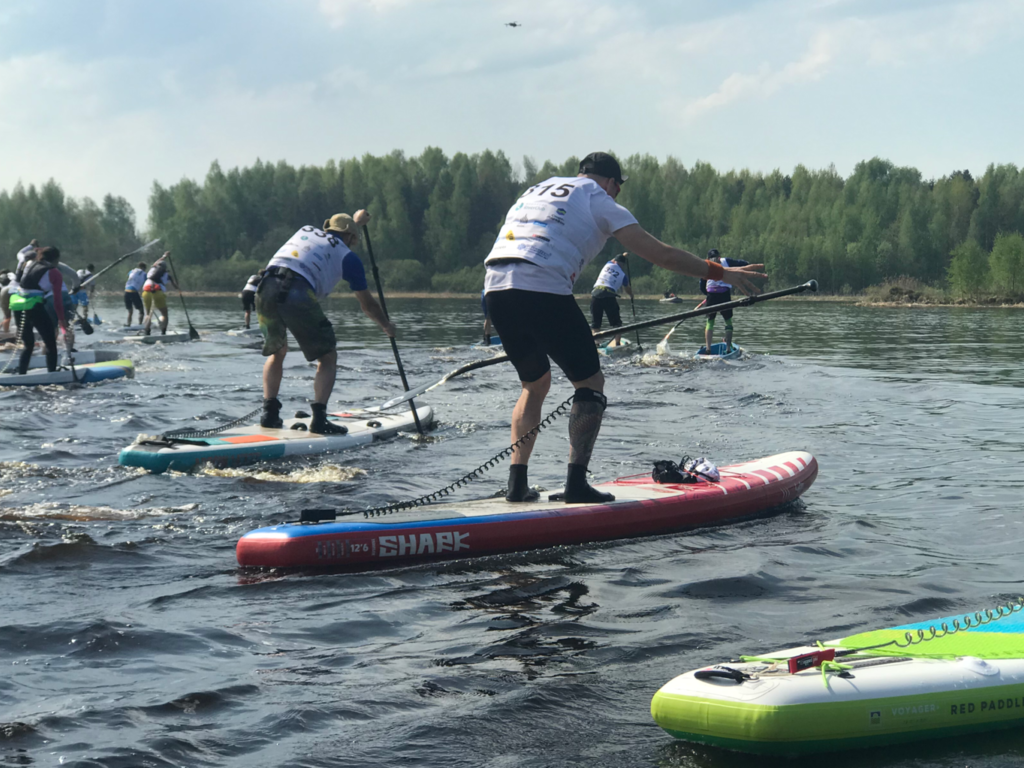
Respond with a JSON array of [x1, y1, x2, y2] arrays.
[[505, 22, 522, 28]]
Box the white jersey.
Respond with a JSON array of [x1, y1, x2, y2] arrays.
[[125, 268, 146, 292], [16, 244, 35, 265], [484, 176, 638, 296], [57, 263, 80, 293], [267, 226, 358, 299], [593, 261, 628, 295], [242, 274, 261, 293]]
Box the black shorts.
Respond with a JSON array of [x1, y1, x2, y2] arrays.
[[124, 291, 144, 312], [705, 291, 733, 320], [589, 294, 622, 329], [486, 289, 600, 383], [242, 291, 256, 311]]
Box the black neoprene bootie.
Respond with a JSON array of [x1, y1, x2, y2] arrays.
[[260, 397, 284, 429], [562, 463, 615, 504], [505, 463, 539, 502], [309, 402, 348, 435]]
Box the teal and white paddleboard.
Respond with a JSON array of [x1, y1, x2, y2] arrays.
[[653, 601, 1024, 755], [470, 335, 502, 349], [0, 359, 134, 386], [226, 327, 262, 337], [694, 342, 743, 361], [119, 405, 434, 473], [598, 338, 634, 357]]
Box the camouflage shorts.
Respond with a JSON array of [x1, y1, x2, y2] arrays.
[[256, 272, 336, 362]]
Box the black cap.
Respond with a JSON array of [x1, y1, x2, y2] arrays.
[[707, 248, 720, 259], [614, 253, 628, 263], [579, 152, 627, 184]]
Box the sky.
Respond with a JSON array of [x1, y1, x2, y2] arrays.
[[2, 0, 1023, 228]]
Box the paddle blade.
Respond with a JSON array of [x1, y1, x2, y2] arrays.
[[188, 326, 200, 341], [379, 379, 436, 410]]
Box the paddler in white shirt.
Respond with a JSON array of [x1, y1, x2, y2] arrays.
[[15, 239, 39, 268], [484, 151, 766, 504], [257, 210, 395, 434], [124, 262, 147, 326], [240, 269, 264, 329], [590, 253, 633, 347]]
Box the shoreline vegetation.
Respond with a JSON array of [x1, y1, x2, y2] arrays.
[[88, 287, 1023, 307], [6, 150, 1024, 305]]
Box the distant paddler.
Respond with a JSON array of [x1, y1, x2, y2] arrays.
[[256, 210, 395, 434], [74, 263, 96, 319], [10, 246, 70, 373], [142, 253, 177, 335], [241, 269, 265, 330], [484, 151, 766, 504], [700, 248, 763, 354], [123, 261, 147, 326], [0, 273, 13, 333], [590, 252, 633, 347], [15, 239, 38, 268]]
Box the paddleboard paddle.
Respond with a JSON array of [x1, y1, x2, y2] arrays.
[[377, 280, 818, 410], [79, 239, 161, 289], [361, 223, 424, 434], [164, 254, 201, 341], [622, 255, 642, 352]]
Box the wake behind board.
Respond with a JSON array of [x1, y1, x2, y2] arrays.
[[653, 601, 1024, 756], [695, 342, 743, 361], [237, 451, 817, 569], [0, 359, 134, 387], [123, 332, 191, 344], [119, 405, 434, 474], [27, 349, 122, 369], [598, 337, 634, 357]]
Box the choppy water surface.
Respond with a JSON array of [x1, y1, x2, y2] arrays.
[[2, 296, 1023, 768]]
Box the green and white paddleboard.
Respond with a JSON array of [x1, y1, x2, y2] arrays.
[[653, 602, 1024, 755]]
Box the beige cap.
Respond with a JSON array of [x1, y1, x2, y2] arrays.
[[323, 213, 359, 235]]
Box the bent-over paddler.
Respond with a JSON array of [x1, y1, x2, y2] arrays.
[[257, 210, 395, 434], [484, 151, 767, 504]]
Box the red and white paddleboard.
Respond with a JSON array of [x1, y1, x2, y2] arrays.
[[237, 451, 818, 569]]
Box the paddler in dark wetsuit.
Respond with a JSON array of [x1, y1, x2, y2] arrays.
[[257, 210, 395, 434], [11, 246, 69, 374], [483, 152, 766, 503]]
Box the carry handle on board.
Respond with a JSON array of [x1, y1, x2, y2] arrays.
[[694, 667, 747, 684]]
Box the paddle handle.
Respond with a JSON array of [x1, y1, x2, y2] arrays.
[[361, 224, 424, 434]]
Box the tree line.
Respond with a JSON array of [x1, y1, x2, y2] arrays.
[[4, 151, 1024, 297]]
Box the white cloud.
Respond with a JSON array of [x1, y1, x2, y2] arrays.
[[318, 0, 421, 28]]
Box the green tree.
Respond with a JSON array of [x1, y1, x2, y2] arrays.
[[989, 232, 1024, 295], [947, 240, 989, 298]]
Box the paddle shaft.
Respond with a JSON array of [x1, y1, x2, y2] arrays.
[[164, 255, 201, 340], [622, 258, 642, 350], [379, 280, 817, 409], [79, 238, 161, 289], [361, 224, 424, 434]]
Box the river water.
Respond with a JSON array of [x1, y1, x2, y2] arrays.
[[1, 296, 1022, 768]]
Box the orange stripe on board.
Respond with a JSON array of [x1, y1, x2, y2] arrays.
[[221, 435, 278, 444]]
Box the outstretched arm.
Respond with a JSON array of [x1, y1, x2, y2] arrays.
[[613, 224, 766, 295]]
